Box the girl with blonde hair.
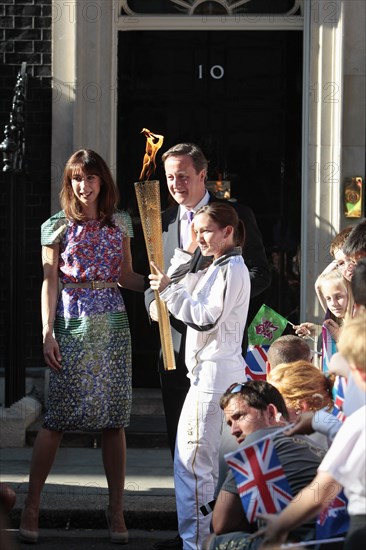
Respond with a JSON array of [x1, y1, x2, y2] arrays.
[[295, 268, 353, 343]]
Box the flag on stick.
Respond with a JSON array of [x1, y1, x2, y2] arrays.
[[316, 489, 350, 539], [226, 430, 349, 540], [225, 436, 293, 523], [248, 304, 288, 346]]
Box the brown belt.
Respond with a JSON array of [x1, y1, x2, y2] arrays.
[[62, 281, 118, 290]]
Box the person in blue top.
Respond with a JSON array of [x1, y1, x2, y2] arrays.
[[19, 149, 144, 545]]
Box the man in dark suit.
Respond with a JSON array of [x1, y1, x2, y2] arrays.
[[145, 142, 270, 454], [144, 143, 270, 548]]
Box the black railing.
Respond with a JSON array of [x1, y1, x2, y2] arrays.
[[0, 62, 28, 406]]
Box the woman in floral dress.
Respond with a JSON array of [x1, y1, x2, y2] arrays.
[[19, 149, 144, 544]]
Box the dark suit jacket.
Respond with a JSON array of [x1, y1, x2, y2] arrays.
[[144, 194, 271, 372]]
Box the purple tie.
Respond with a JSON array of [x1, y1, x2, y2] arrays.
[[182, 211, 194, 248]]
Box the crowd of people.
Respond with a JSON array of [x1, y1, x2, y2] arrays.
[[205, 219, 366, 550], [1, 143, 365, 550]]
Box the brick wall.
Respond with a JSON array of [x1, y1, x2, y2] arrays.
[[0, 0, 52, 373]]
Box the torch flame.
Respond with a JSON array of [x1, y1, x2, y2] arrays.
[[139, 128, 164, 181]]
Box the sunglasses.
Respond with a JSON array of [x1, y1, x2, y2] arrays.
[[226, 382, 268, 404]]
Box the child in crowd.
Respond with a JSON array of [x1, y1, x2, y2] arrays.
[[318, 269, 353, 342], [295, 226, 353, 339], [284, 256, 366, 443], [295, 260, 353, 343]]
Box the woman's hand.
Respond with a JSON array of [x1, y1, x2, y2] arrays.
[[43, 333, 62, 372], [149, 261, 171, 293]]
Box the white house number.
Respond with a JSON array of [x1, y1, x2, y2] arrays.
[[198, 64, 224, 80]]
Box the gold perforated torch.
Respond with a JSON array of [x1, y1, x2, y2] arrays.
[[134, 128, 176, 370]]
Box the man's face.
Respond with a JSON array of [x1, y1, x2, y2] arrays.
[[164, 155, 206, 210], [334, 248, 356, 281], [224, 395, 271, 445]]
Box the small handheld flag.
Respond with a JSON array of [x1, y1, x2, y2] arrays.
[[225, 437, 293, 523], [331, 376, 347, 422], [248, 304, 288, 346], [316, 489, 350, 539]]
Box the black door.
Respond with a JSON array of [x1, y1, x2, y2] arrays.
[[117, 30, 303, 387]]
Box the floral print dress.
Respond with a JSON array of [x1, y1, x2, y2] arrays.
[[41, 210, 133, 431]]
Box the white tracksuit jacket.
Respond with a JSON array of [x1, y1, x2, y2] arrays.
[[160, 246, 251, 393]]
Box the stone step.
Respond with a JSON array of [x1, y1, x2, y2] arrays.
[[25, 388, 169, 449], [26, 415, 169, 448], [131, 387, 165, 416]]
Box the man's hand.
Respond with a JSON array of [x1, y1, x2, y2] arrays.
[[251, 513, 288, 546]]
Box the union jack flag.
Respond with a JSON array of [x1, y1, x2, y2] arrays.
[[316, 489, 349, 539], [332, 376, 347, 422], [225, 437, 293, 523], [244, 345, 270, 381]]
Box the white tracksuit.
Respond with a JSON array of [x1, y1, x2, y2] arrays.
[[160, 247, 250, 549]]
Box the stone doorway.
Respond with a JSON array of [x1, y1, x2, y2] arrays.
[[117, 29, 303, 386]]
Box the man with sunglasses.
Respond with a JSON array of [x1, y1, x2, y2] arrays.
[[205, 380, 326, 550]]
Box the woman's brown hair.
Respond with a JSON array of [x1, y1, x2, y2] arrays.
[[195, 202, 245, 248], [60, 149, 119, 225]]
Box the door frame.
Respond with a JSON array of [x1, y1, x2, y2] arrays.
[[51, 0, 344, 324]]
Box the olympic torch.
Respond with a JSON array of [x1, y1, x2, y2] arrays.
[[134, 128, 176, 370]]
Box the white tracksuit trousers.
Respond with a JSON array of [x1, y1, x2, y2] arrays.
[[174, 386, 224, 550]]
